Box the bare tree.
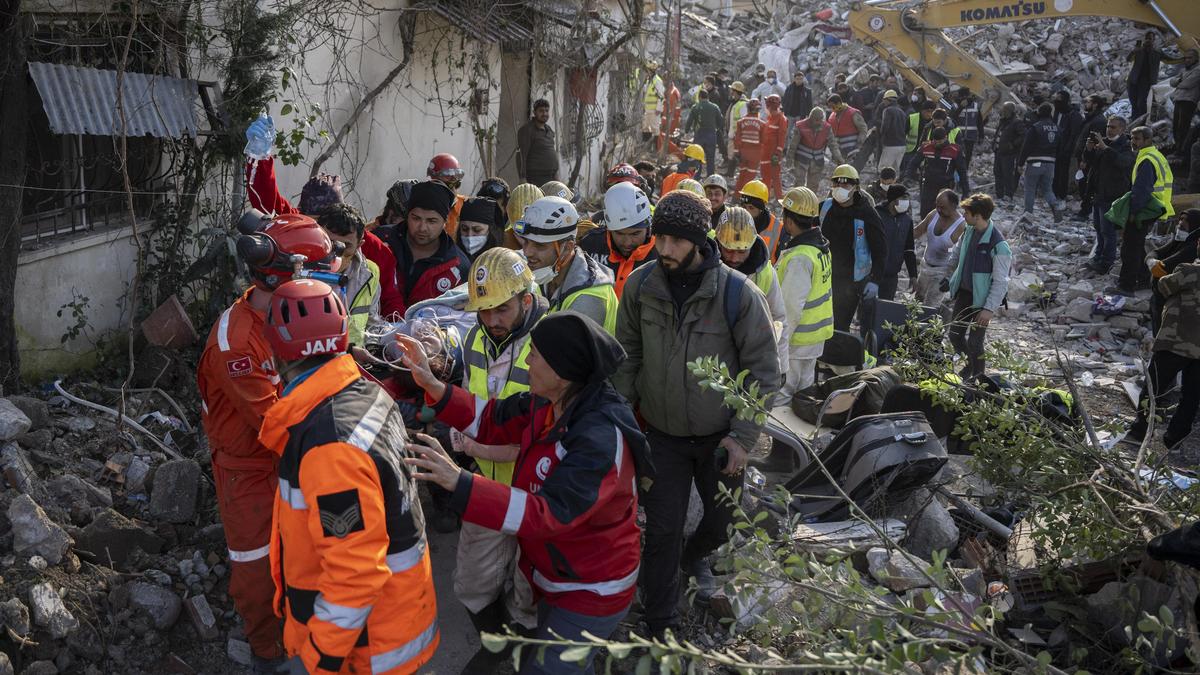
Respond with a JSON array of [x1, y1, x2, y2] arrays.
[[0, 4, 29, 393]]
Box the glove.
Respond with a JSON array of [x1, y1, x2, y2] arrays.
[[244, 115, 275, 158], [862, 282, 879, 300], [771, 153, 781, 165], [275, 656, 305, 674], [938, 278, 950, 293], [1145, 257, 1159, 270]]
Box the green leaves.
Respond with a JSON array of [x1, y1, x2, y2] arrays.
[[479, 632, 508, 653]]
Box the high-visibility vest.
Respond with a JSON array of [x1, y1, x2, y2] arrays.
[[959, 102, 980, 142], [727, 99, 748, 138], [758, 213, 784, 261], [829, 106, 863, 155], [463, 325, 532, 485], [906, 112, 921, 152], [750, 262, 774, 297], [777, 244, 834, 346], [793, 121, 832, 163], [553, 284, 619, 334], [347, 258, 379, 345], [1133, 146, 1175, 219], [644, 75, 664, 113]]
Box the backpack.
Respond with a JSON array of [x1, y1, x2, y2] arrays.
[[625, 264, 745, 332]]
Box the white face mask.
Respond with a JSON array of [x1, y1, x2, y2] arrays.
[[1176, 227, 1192, 242], [895, 199, 910, 212], [531, 266, 556, 285], [462, 235, 488, 254], [832, 187, 853, 204], [911, 94, 920, 102]]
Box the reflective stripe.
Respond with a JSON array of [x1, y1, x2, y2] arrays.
[[501, 489, 527, 535], [463, 396, 488, 438], [612, 424, 623, 472], [804, 288, 832, 309], [279, 477, 307, 510], [793, 316, 834, 333], [201, 400, 209, 415], [227, 544, 270, 563], [216, 308, 233, 352], [532, 565, 640, 596], [370, 619, 439, 673], [346, 387, 392, 452], [348, 306, 370, 315], [386, 539, 426, 573], [1026, 156, 1055, 163], [313, 595, 372, 630]]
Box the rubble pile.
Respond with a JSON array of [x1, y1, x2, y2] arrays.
[[0, 390, 249, 674]]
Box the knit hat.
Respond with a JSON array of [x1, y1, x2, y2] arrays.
[[408, 180, 456, 219], [459, 197, 497, 226], [299, 174, 343, 215], [653, 191, 712, 247], [530, 311, 626, 384], [885, 184, 909, 202]]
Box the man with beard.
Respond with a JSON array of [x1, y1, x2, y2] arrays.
[[614, 190, 781, 641], [1073, 95, 1109, 221]]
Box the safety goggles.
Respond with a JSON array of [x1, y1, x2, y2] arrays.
[[831, 177, 858, 186]]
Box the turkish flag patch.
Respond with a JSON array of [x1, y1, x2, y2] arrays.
[[226, 357, 252, 378], [317, 489, 365, 538]]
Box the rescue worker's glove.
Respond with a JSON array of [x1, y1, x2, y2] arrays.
[[938, 278, 950, 293], [245, 116, 275, 150], [862, 282, 879, 300], [771, 152, 781, 165]]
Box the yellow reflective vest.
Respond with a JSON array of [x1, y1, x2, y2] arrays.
[[1133, 146, 1174, 220], [462, 325, 532, 485], [776, 244, 834, 346], [347, 258, 380, 346], [644, 75, 664, 113], [553, 285, 619, 335]]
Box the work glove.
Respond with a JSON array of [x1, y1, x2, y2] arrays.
[[862, 282, 879, 300], [938, 278, 950, 293], [244, 115, 275, 158]]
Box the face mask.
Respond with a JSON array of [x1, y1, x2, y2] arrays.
[[462, 235, 488, 254], [895, 199, 910, 212], [531, 265, 556, 285], [768, 76, 776, 83], [1176, 228, 1192, 242], [832, 187, 853, 204], [911, 95, 920, 102]]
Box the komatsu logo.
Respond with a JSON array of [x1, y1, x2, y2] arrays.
[[960, 1, 1050, 22]]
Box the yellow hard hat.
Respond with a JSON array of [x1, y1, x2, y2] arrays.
[[540, 180, 573, 201], [646, 60, 659, 70], [675, 178, 705, 197], [684, 144, 706, 162], [831, 164, 860, 182], [740, 179, 769, 203], [782, 186, 820, 218], [507, 184, 544, 226], [715, 207, 757, 251], [731, 81, 745, 93], [883, 89, 899, 99], [465, 247, 534, 312]]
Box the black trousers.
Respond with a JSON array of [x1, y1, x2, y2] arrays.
[[994, 153, 1017, 199], [832, 277, 865, 333], [1130, 350, 1200, 444], [1118, 222, 1152, 291], [948, 290, 987, 378], [1174, 100, 1197, 153], [1052, 154, 1072, 201], [962, 140, 976, 167], [639, 428, 739, 633], [878, 275, 900, 302]]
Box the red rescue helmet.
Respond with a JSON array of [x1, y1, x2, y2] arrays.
[[605, 163, 639, 188], [765, 94, 781, 109], [236, 212, 340, 291], [265, 279, 349, 361], [428, 153, 464, 188]]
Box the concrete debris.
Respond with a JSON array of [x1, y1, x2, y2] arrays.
[[0, 597, 32, 637], [894, 489, 960, 561], [59, 416, 95, 434], [6, 396, 50, 431], [75, 508, 164, 570], [0, 398, 33, 441], [47, 474, 113, 510], [28, 583, 78, 639], [148, 459, 201, 523], [0, 652, 10, 675], [866, 547, 932, 592], [793, 518, 907, 554], [183, 595, 219, 641], [2, 443, 45, 499], [112, 581, 182, 631], [226, 638, 252, 667], [19, 661, 56, 675], [8, 494, 74, 565]]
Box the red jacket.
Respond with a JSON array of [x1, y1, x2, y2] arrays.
[[763, 109, 788, 157], [734, 116, 766, 163], [384, 225, 470, 311], [430, 382, 648, 616], [244, 157, 403, 318]]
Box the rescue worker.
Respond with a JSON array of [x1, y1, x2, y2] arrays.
[[787, 106, 843, 193], [1114, 126, 1175, 295], [477, 177, 511, 229], [675, 178, 705, 198], [684, 89, 723, 176], [715, 207, 788, 371], [259, 279, 439, 674], [912, 126, 970, 216], [877, 90, 908, 175], [659, 81, 684, 158], [504, 183, 545, 249], [429, 152, 467, 237], [992, 102, 1025, 203], [605, 163, 640, 190], [398, 312, 650, 675], [921, 109, 960, 146], [448, 248, 546, 669], [826, 94, 868, 165], [725, 81, 750, 173], [1083, 115, 1134, 275], [642, 61, 665, 142], [761, 94, 788, 200], [820, 164, 887, 333], [456, 197, 503, 263], [315, 203, 385, 346], [1146, 209, 1200, 335], [1018, 103, 1065, 223], [1051, 90, 1085, 202], [516, 196, 619, 332], [703, 174, 729, 227], [662, 145, 705, 195], [955, 88, 983, 166], [865, 166, 898, 206], [874, 184, 918, 301], [775, 186, 833, 397], [580, 182, 658, 298], [940, 194, 1011, 379], [613, 191, 781, 641], [740, 179, 784, 261], [540, 180, 573, 202], [196, 214, 337, 671], [733, 99, 766, 191], [913, 189, 966, 306], [384, 180, 471, 313], [903, 101, 938, 179]]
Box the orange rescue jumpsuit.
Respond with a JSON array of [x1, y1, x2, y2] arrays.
[[196, 287, 283, 659], [761, 108, 788, 200], [260, 354, 439, 674], [734, 115, 766, 192]]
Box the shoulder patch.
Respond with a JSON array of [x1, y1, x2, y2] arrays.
[[317, 489, 365, 538], [226, 356, 252, 378]]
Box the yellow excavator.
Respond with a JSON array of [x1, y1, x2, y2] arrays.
[[847, 0, 1198, 120]]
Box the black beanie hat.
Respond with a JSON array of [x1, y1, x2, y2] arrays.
[[653, 191, 712, 247], [460, 197, 497, 226], [886, 184, 909, 202], [408, 180, 456, 219], [530, 311, 626, 385], [299, 174, 343, 215]]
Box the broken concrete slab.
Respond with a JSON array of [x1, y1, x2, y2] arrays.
[[183, 595, 219, 641], [894, 490, 960, 561], [8, 494, 73, 565], [0, 597, 32, 637], [47, 475, 113, 509], [0, 399, 32, 441], [29, 583, 78, 639], [793, 519, 907, 554], [6, 396, 50, 431], [866, 547, 932, 592], [75, 508, 164, 570], [120, 582, 182, 631], [148, 459, 200, 523]]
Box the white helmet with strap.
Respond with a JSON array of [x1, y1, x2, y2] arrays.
[[603, 182, 652, 232], [512, 196, 579, 243]]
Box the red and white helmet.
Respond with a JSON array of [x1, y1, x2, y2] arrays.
[[605, 163, 639, 188], [765, 94, 782, 109], [428, 153, 464, 188], [266, 279, 349, 361], [236, 213, 339, 291]]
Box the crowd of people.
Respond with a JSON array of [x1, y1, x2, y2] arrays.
[[191, 43, 1200, 674]]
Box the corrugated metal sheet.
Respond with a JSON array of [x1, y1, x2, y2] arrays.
[[28, 62, 201, 138], [422, 1, 534, 45]]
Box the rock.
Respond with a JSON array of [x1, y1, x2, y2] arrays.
[[866, 547, 931, 592], [0, 597, 32, 637], [793, 519, 907, 554], [28, 583, 78, 639], [183, 595, 219, 640], [226, 638, 252, 667], [0, 399, 32, 440], [6, 396, 50, 431], [148, 459, 200, 523], [20, 661, 57, 675], [1, 443, 44, 498], [1006, 272, 1043, 304], [60, 416, 95, 434], [66, 624, 105, 661], [1106, 315, 1141, 331], [0, 652, 10, 675], [1063, 297, 1096, 323], [112, 581, 182, 631], [1061, 280, 1096, 303], [75, 508, 164, 570], [895, 490, 960, 560], [1085, 575, 1187, 664], [47, 475, 112, 509], [13, 429, 53, 451], [124, 457, 151, 494], [8, 494, 73, 565]]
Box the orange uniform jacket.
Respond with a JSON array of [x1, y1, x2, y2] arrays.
[[763, 110, 788, 159], [660, 171, 693, 195], [260, 355, 438, 674], [734, 116, 766, 164]]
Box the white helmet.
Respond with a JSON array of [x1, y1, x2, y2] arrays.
[[603, 182, 652, 232], [512, 196, 579, 243]]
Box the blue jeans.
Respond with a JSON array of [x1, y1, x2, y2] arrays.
[[1092, 199, 1117, 267], [1023, 161, 1061, 213], [518, 602, 629, 675]]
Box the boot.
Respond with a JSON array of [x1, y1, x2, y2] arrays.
[[461, 599, 510, 674]]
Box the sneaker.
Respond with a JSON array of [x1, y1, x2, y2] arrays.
[[1071, 211, 1089, 222], [1052, 208, 1064, 224]]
